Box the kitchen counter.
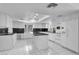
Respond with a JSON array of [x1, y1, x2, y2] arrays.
[[0, 33, 17, 50], [33, 32, 48, 36], [0, 33, 14, 36]]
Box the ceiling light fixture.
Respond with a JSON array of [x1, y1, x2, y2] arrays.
[[47, 3, 58, 8]]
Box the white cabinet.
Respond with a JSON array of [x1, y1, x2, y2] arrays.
[[0, 34, 17, 50], [13, 21, 25, 28], [33, 23, 48, 28], [0, 13, 13, 33], [6, 15, 13, 33], [0, 14, 7, 27]]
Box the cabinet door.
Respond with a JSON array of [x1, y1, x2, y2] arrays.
[[0, 14, 7, 27], [6, 16, 13, 33]]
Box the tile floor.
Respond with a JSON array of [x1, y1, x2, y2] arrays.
[[0, 38, 77, 55]]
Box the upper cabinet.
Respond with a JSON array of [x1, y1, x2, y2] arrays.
[[0, 14, 7, 27], [33, 23, 49, 28], [0, 13, 13, 28], [0, 13, 13, 33], [13, 21, 25, 28], [6, 15, 13, 28]]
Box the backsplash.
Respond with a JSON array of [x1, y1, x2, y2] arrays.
[[13, 28, 24, 33], [33, 28, 48, 32]]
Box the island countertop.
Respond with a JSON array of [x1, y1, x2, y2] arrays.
[[33, 32, 48, 36]]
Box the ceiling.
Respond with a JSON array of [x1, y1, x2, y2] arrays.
[[0, 3, 79, 19]]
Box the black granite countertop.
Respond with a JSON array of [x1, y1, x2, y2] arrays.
[[0, 33, 14, 36], [33, 32, 48, 36]]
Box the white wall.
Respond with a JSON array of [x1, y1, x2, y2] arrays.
[[50, 15, 79, 52], [6, 15, 13, 33], [65, 19, 78, 52]]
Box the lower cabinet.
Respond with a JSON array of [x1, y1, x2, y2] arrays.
[[0, 34, 17, 50]]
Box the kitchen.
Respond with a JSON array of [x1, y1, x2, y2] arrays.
[[0, 3, 78, 55]]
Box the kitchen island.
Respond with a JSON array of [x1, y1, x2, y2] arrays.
[[0, 33, 17, 51], [33, 32, 48, 50]]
